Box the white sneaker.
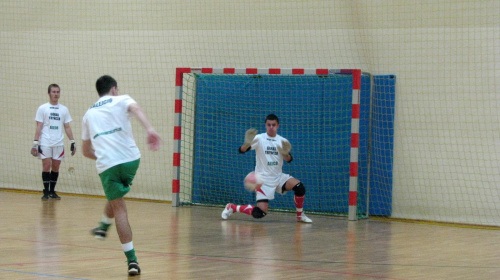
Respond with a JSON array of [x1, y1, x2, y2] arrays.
[[221, 203, 235, 220], [297, 213, 312, 223]]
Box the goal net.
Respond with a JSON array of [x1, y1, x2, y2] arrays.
[[173, 68, 395, 219]]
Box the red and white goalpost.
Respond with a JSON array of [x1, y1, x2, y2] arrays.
[[172, 67, 362, 220]]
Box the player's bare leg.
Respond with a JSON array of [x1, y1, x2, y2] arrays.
[[108, 198, 140, 276], [109, 198, 132, 244]]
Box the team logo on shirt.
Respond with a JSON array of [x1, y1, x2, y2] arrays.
[[93, 127, 123, 139], [49, 112, 60, 120], [90, 98, 113, 109], [265, 146, 278, 155]]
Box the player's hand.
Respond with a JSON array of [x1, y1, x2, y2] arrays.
[[31, 140, 39, 157], [244, 128, 257, 146], [277, 141, 291, 156], [70, 140, 76, 156], [147, 130, 162, 151]]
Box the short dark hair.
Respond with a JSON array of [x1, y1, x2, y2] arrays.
[[48, 84, 60, 93], [95, 75, 117, 97], [265, 113, 279, 124]]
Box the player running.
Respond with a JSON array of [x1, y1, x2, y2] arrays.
[[82, 75, 161, 276], [222, 113, 312, 223]]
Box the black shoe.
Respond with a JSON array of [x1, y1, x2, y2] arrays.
[[128, 260, 141, 276], [41, 190, 49, 201], [49, 191, 61, 200], [91, 227, 107, 239]]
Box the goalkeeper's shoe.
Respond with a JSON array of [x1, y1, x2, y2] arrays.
[[297, 213, 312, 223], [91, 227, 107, 239], [41, 190, 49, 201], [49, 191, 61, 200], [221, 203, 235, 220], [128, 260, 141, 276]]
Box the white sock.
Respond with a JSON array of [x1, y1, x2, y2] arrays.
[[101, 215, 114, 225], [122, 241, 134, 252]]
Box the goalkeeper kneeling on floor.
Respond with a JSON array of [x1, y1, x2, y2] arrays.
[[222, 113, 312, 223]]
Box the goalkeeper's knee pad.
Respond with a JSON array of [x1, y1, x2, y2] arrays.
[[293, 182, 306, 197], [252, 207, 267, 219]]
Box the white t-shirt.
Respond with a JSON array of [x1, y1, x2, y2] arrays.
[[250, 133, 290, 183], [82, 95, 141, 174], [35, 102, 72, 147]]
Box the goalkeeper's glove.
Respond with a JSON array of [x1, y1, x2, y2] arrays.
[[31, 140, 41, 156], [243, 128, 258, 146], [70, 140, 76, 155], [277, 140, 292, 157]]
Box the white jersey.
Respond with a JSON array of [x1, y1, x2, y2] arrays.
[[35, 102, 72, 147], [82, 95, 141, 174], [250, 133, 290, 185]]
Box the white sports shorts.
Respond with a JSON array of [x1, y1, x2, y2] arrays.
[[255, 173, 293, 201], [39, 145, 65, 160]]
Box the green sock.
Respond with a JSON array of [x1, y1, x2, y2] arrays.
[[100, 222, 111, 231], [125, 249, 137, 263]]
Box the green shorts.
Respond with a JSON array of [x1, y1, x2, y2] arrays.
[[99, 159, 140, 201]]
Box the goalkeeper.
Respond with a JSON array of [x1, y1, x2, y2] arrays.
[[222, 113, 312, 223], [31, 84, 76, 200]]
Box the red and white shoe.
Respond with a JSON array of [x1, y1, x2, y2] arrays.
[[297, 213, 312, 223], [221, 203, 235, 220]]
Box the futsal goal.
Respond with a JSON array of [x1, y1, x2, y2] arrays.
[[172, 67, 396, 220]]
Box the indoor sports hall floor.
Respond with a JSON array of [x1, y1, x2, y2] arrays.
[[0, 191, 497, 280]]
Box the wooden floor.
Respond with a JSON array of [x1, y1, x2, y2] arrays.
[[0, 191, 498, 280]]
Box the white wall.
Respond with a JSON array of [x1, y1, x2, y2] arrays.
[[0, 0, 498, 225]]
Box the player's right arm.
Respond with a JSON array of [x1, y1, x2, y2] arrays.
[[239, 128, 257, 153], [81, 116, 97, 160], [31, 121, 43, 156], [82, 139, 97, 160]]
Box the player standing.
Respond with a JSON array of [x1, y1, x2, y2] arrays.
[[222, 113, 312, 223], [82, 75, 161, 276], [31, 84, 76, 200]]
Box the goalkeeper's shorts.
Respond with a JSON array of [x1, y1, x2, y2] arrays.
[[255, 173, 293, 201], [38, 145, 64, 160]]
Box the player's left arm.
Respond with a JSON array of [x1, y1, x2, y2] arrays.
[[278, 140, 293, 163], [128, 103, 162, 151], [283, 152, 293, 163], [63, 122, 76, 156]]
